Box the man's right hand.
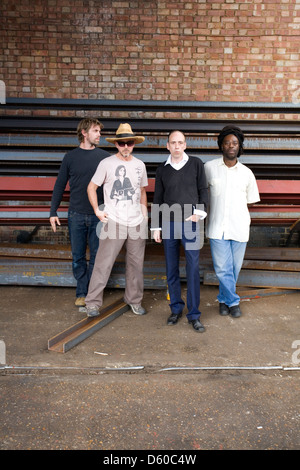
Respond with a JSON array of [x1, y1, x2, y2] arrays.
[[50, 216, 60, 232], [95, 208, 109, 223], [153, 229, 162, 243]]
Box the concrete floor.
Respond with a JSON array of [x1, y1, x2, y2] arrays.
[[0, 284, 300, 451]]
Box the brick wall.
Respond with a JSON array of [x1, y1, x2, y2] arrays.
[[1, 0, 300, 108]]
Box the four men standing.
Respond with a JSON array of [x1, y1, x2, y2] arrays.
[[51, 121, 260, 329]]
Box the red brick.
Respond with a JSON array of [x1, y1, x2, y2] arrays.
[[0, 0, 299, 113]]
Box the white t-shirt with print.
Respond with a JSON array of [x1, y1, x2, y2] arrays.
[[91, 154, 148, 227]]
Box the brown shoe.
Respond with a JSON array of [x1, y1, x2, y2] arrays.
[[75, 297, 86, 307]]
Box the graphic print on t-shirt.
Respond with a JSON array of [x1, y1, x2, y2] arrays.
[[110, 165, 135, 204], [92, 154, 148, 227]]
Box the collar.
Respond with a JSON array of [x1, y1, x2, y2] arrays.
[[219, 157, 241, 169], [165, 152, 189, 166]]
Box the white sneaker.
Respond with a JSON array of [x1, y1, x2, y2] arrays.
[[86, 305, 100, 317], [128, 304, 147, 315]]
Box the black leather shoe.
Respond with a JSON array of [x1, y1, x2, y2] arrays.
[[219, 303, 230, 316], [189, 319, 206, 332], [229, 305, 242, 318], [167, 313, 182, 325]]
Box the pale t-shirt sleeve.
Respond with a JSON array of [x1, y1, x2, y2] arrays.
[[91, 160, 106, 187], [140, 164, 148, 187]]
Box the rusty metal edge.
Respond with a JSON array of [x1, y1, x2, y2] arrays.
[[48, 298, 129, 354]]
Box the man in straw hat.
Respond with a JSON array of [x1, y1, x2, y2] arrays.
[[84, 123, 148, 317]]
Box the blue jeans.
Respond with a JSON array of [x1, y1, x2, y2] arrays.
[[68, 210, 101, 298], [163, 221, 202, 321], [209, 237, 247, 307]]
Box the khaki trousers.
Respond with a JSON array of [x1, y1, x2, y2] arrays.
[[85, 221, 146, 308]]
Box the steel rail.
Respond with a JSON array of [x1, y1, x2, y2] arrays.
[[204, 269, 300, 290], [3, 98, 300, 114], [1, 116, 300, 134], [48, 298, 129, 353]]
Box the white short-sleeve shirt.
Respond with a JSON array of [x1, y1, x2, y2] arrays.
[[204, 158, 260, 242], [92, 154, 148, 227]]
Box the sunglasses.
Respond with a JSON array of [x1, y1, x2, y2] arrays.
[[117, 140, 135, 147]]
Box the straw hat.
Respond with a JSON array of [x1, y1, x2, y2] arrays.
[[106, 123, 145, 144]]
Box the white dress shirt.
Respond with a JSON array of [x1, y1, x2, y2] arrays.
[[165, 152, 189, 170], [204, 157, 260, 242]]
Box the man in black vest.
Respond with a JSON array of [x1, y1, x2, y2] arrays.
[[152, 130, 208, 332]]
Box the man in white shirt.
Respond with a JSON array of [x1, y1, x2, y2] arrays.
[[205, 125, 260, 318]]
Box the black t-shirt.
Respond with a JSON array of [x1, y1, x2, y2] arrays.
[[50, 146, 110, 217]]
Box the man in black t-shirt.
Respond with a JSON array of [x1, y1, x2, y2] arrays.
[[50, 118, 110, 307], [151, 130, 208, 332]]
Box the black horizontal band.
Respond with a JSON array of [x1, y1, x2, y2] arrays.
[[115, 133, 136, 138]]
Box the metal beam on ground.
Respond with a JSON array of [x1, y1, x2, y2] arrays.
[[238, 287, 300, 299], [48, 298, 129, 353]]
